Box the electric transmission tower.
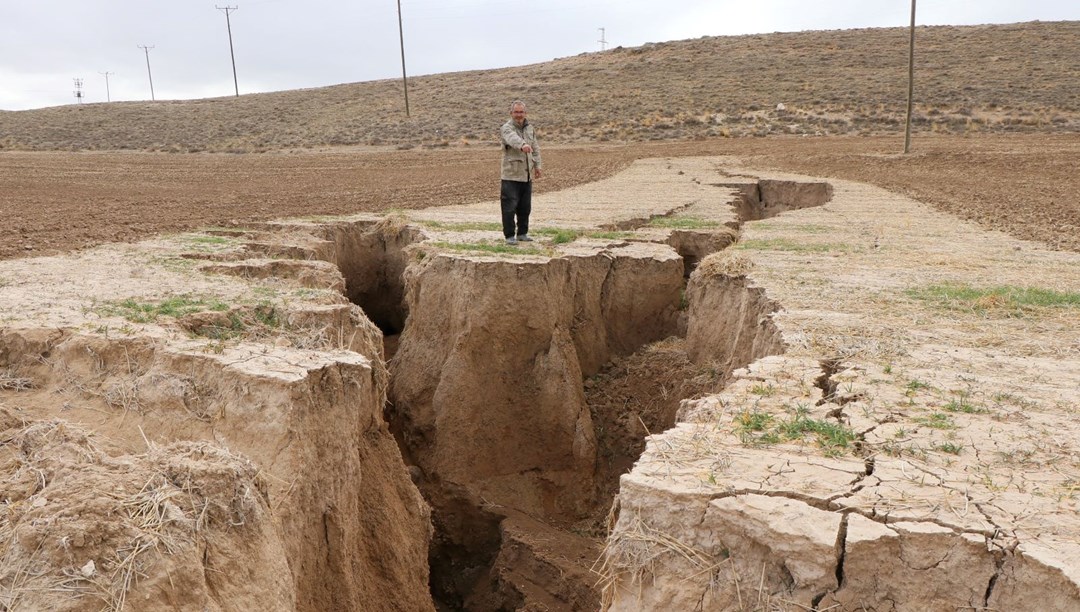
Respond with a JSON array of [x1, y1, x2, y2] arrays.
[[138, 44, 156, 101], [598, 28, 607, 51], [217, 5, 240, 97], [99, 71, 114, 102], [73, 78, 84, 104]]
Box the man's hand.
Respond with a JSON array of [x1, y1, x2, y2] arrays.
[[521, 144, 533, 154], [534, 168, 542, 179]]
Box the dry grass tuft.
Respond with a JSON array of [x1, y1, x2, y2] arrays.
[[0, 414, 266, 612], [596, 513, 726, 608], [0, 371, 33, 391], [696, 250, 754, 278]]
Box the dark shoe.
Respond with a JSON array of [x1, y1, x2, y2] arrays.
[[505, 237, 518, 245], [517, 234, 533, 242]]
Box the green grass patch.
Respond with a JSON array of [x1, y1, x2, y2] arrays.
[[647, 216, 722, 230], [776, 414, 857, 455], [735, 238, 852, 253], [906, 379, 931, 392], [917, 412, 956, 430], [184, 234, 233, 245], [751, 222, 832, 234], [943, 392, 986, 414], [193, 303, 282, 340], [432, 241, 545, 255], [420, 220, 503, 232], [734, 406, 857, 455], [906, 283, 1080, 316], [533, 227, 583, 244], [99, 296, 230, 323], [749, 383, 776, 397], [936, 442, 964, 455], [585, 231, 637, 240]]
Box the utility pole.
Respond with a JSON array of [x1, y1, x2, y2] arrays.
[[138, 44, 156, 101], [903, 0, 916, 154], [598, 27, 606, 51], [217, 5, 240, 97], [99, 71, 114, 102], [396, 0, 410, 117], [73, 78, 84, 104]]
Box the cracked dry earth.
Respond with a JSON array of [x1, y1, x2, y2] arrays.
[[600, 163, 1080, 611], [0, 155, 1078, 611]]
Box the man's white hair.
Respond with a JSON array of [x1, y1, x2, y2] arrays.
[[509, 100, 527, 112]]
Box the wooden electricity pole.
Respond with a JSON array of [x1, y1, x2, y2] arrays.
[[397, 0, 410, 116], [903, 0, 916, 154], [217, 6, 240, 97], [99, 71, 114, 102], [138, 44, 155, 101]]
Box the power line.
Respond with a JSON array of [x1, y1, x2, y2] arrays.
[[138, 44, 155, 101], [217, 6, 240, 97], [99, 71, 114, 102]]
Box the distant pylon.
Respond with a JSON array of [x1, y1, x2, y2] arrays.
[[73, 78, 84, 104], [598, 27, 607, 51]]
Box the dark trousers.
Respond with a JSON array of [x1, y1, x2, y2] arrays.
[[500, 179, 532, 238]]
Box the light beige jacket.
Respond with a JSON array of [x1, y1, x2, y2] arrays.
[[500, 118, 542, 182]]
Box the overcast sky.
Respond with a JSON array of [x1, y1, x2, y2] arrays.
[[1, 0, 1076, 111]]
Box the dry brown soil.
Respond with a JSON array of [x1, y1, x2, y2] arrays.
[[2, 133, 1078, 262]]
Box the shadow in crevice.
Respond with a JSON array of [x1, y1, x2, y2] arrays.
[[721, 179, 834, 223]]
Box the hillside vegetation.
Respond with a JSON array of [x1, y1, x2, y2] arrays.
[[0, 21, 1077, 153]]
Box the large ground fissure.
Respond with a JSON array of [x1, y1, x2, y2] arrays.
[[325, 178, 830, 609]]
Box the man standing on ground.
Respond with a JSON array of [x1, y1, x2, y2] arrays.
[[500, 100, 542, 245]]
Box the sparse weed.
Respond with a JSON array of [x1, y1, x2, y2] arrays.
[[183, 234, 233, 245], [647, 216, 721, 230], [734, 406, 856, 455], [991, 391, 1038, 410], [751, 222, 831, 234], [917, 412, 956, 430], [98, 296, 230, 323], [749, 383, 776, 397], [737, 409, 773, 432], [776, 414, 857, 455], [735, 238, 852, 253], [432, 240, 545, 255], [906, 379, 931, 394], [906, 283, 1080, 316], [191, 303, 281, 340], [936, 442, 963, 455], [586, 231, 636, 240], [943, 393, 986, 414], [420, 220, 503, 232], [533, 227, 583, 244]]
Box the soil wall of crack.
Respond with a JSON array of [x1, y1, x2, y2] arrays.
[[380, 234, 788, 608], [0, 314, 433, 612]]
